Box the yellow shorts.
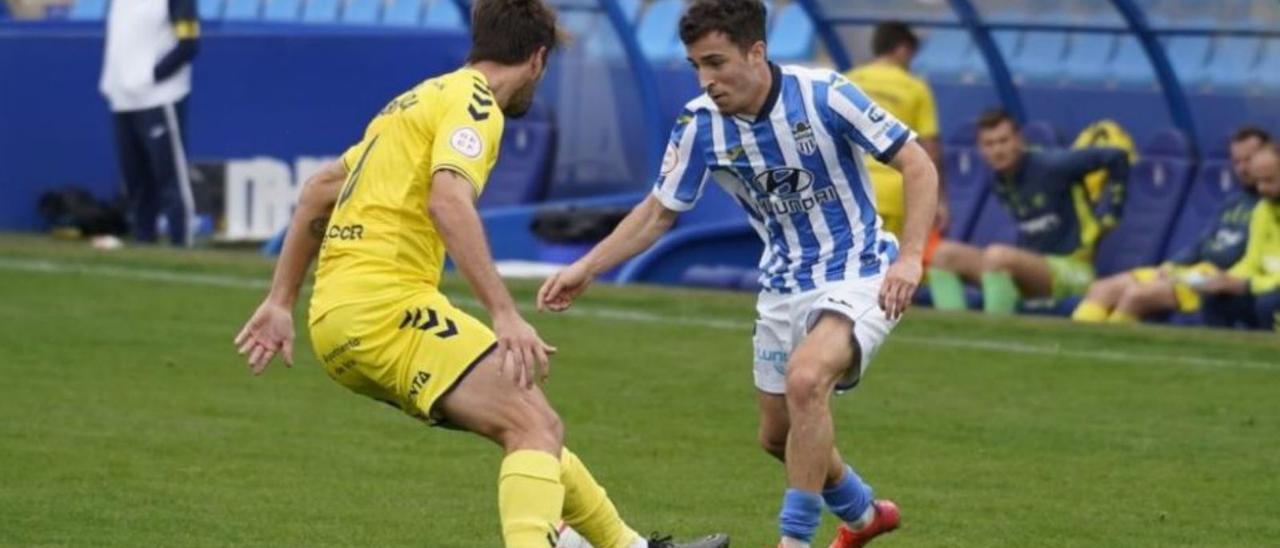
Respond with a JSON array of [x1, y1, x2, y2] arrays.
[[1130, 267, 1201, 313], [309, 290, 497, 425]]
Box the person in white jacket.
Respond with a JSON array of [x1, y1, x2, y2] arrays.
[[99, 0, 199, 247]]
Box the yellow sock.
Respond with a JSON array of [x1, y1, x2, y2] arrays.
[[560, 448, 642, 548], [1107, 310, 1138, 324], [1071, 300, 1110, 323], [499, 450, 565, 548]]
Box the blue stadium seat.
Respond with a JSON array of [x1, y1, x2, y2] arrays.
[[1110, 36, 1156, 88], [1011, 31, 1069, 84], [1254, 39, 1280, 91], [767, 3, 815, 62], [1092, 129, 1195, 276], [913, 29, 972, 81], [966, 191, 1018, 248], [581, 0, 643, 60], [637, 0, 684, 62], [1164, 36, 1212, 89], [942, 146, 992, 241], [1060, 33, 1117, 85], [1163, 160, 1236, 260], [560, 11, 595, 45], [1203, 37, 1261, 91], [382, 0, 423, 26], [301, 0, 340, 23], [341, 0, 381, 25], [965, 31, 1022, 79], [68, 0, 107, 20], [945, 120, 977, 148], [261, 0, 302, 22], [479, 114, 555, 208], [198, 0, 224, 20], [1021, 120, 1061, 148], [423, 0, 463, 29], [223, 0, 262, 20]]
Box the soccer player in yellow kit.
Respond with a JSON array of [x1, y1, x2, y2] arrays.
[[846, 22, 947, 255], [232, 2, 726, 547]]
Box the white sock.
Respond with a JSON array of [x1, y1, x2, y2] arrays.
[[554, 524, 647, 548], [780, 537, 810, 548], [624, 529, 647, 548], [846, 503, 877, 530], [553, 524, 595, 548]]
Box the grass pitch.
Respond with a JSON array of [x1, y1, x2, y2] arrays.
[[1, 234, 1278, 547]]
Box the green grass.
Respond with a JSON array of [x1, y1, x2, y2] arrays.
[[1, 234, 1278, 547]]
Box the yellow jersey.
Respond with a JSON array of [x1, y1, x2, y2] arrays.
[[1228, 198, 1280, 294], [310, 67, 505, 322], [845, 62, 939, 235], [845, 62, 938, 140]]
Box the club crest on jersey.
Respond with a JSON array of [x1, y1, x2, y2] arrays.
[[793, 122, 817, 156], [752, 167, 814, 196]]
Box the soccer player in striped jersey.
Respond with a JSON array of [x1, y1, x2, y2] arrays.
[[538, 1, 938, 546]]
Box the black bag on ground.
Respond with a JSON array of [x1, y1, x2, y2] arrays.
[[36, 187, 128, 237], [530, 206, 630, 244]]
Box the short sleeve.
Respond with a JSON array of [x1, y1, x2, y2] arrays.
[[825, 73, 916, 164], [339, 141, 364, 172], [430, 80, 504, 196], [651, 109, 709, 212]]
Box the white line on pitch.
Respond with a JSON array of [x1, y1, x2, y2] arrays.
[[1, 256, 1275, 372]]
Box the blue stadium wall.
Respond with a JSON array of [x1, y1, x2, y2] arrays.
[[2, 23, 1279, 231], [0, 25, 469, 230]]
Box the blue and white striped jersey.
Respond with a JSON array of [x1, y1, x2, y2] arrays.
[[653, 63, 916, 294]]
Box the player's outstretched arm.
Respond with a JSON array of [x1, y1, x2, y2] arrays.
[[882, 141, 939, 320], [429, 170, 555, 388], [537, 194, 679, 312], [235, 160, 347, 375]]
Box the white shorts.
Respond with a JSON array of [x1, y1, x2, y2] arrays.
[[752, 276, 898, 395]]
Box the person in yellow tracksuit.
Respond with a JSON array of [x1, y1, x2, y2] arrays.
[[1197, 143, 1280, 331], [846, 22, 946, 252]]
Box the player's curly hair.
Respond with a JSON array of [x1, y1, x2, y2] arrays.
[[678, 0, 767, 51], [467, 0, 562, 65]]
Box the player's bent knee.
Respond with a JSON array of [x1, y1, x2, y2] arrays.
[[758, 427, 788, 460], [981, 244, 1018, 271], [759, 434, 787, 460], [931, 241, 966, 269]]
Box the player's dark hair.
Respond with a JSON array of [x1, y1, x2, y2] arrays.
[[1232, 125, 1272, 144], [678, 0, 767, 51], [872, 21, 919, 57], [467, 0, 561, 65], [976, 109, 1019, 133]]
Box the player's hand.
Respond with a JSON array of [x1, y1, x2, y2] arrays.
[[234, 300, 295, 375], [537, 261, 594, 312], [493, 311, 556, 389], [880, 256, 923, 321]]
